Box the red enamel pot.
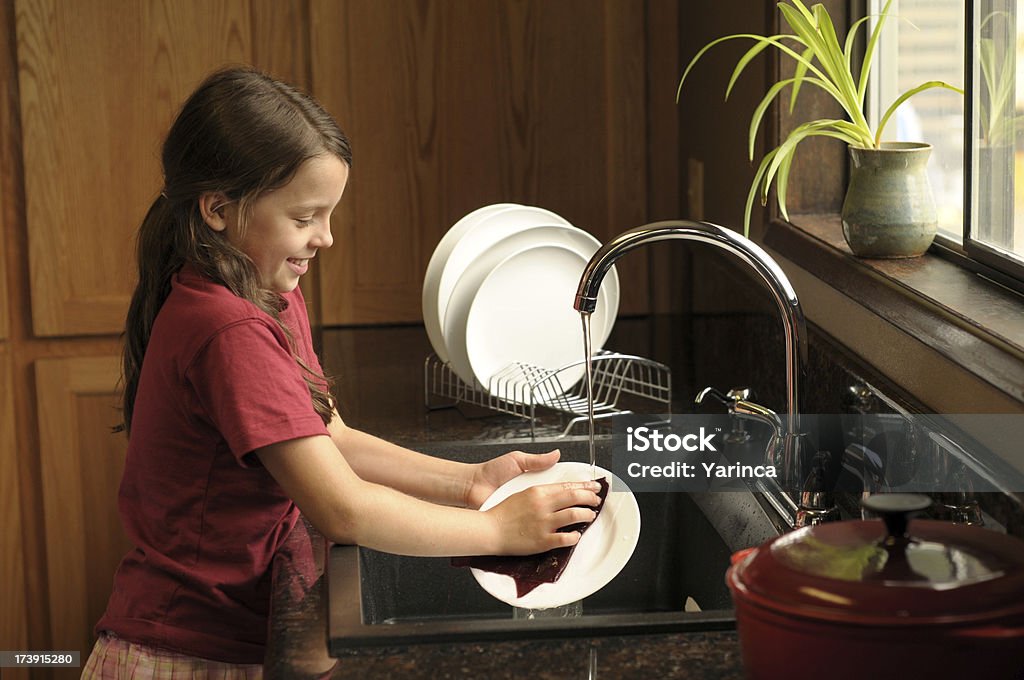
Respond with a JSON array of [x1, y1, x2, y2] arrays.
[[726, 494, 1024, 680]]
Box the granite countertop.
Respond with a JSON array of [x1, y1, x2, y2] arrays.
[[264, 520, 745, 680]]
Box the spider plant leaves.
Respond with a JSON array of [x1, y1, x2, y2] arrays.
[[978, 39, 1011, 125], [752, 79, 800, 159], [727, 40, 772, 100], [776, 146, 797, 221], [875, 80, 964, 146], [778, 4, 830, 74], [843, 16, 872, 81], [745, 119, 864, 234], [980, 44, 1014, 144], [789, 45, 815, 113], [677, 33, 830, 105], [813, 4, 860, 105], [978, 17, 1017, 146], [857, 0, 895, 106], [745, 148, 780, 236], [727, 36, 800, 100], [779, 2, 867, 132], [677, 0, 963, 236], [762, 119, 862, 206], [749, 75, 849, 159]]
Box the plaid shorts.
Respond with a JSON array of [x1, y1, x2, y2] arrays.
[[81, 633, 263, 680]]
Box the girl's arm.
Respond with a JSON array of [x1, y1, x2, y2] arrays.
[[326, 410, 561, 508], [257, 434, 600, 556]]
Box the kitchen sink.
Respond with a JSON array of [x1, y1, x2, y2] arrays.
[[326, 436, 784, 652]]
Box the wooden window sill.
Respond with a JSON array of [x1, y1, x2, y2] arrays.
[[763, 214, 1024, 406]]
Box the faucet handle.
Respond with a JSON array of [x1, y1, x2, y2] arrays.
[[696, 386, 755, 444], [695, 385, 783, 434], [694, 386, 752, 409], [694, 386, 731, 408], [727, 387, 752, 401]]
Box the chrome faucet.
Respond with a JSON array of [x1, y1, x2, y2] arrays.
[[575, 220, 830, 527]]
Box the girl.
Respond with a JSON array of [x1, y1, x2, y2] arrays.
[[83, 65, 600, 678]]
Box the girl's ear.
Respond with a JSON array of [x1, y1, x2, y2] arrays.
[[199, 192, 232, 232]]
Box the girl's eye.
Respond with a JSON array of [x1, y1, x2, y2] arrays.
[[295, 217, 314, 228]]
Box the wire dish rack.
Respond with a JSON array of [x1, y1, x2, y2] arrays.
[[424, 351, 672, 437]]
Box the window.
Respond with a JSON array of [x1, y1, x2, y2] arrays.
[[872, 0, 1024, 281], [967, 0, 1024, 275], [870, 0, 965, 240]]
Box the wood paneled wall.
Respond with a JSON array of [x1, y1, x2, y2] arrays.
[[0, 0, 685, 667], [311, 0, 657, 323]]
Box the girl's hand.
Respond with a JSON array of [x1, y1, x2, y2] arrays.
[[484, 481, 602, 555], [465, 449, 562, 509]]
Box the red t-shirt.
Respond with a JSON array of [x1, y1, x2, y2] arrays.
[[96, 267, 330, 663]]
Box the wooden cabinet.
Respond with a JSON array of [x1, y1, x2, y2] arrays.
[[0, 349, 28, 675], [0, 191, 7, 341], [13, 0, 309, 337], [35, 356, 127, 674], [0, 8, 8, 343], [311, 0, 658, 324]]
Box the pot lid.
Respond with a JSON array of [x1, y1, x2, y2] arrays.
[[730, 494, 1024, 624]]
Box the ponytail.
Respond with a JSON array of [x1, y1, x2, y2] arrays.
[[118, 194, 176, 433]]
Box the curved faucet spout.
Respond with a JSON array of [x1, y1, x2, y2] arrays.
[[574, 220, 808, 447]]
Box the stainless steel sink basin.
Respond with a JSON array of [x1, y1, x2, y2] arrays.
[[327, 436, 784, 652]]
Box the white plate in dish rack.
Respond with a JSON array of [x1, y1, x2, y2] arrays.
[[441, 224, 619, 397], [471, 462, 641, 610], [422, 203, 518, 363], [423, 204, 573, 363], [465, 245, 613, 397]]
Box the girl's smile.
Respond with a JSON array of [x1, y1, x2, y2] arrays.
[[287, 257, 311, 276]]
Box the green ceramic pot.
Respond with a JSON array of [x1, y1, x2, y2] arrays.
[[840, 142, 937, 258]]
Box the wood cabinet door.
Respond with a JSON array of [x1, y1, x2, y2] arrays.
[[14, 0, 253, 337], [35, 356, 129, 671], [0, 348, 28, 674], [0, 195, 7, 340], [310, 0, 650, 325]]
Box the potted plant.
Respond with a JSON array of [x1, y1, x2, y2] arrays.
[[677, 0, 963, 257]]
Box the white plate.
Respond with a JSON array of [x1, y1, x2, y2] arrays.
[[471, 462, 641, 610], [443, 224, 618, 394], [423, 204, 573, 362], [422, 203, 519, 363], [457, 243, 618, 397]]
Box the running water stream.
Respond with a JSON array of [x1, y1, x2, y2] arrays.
[[581, 311, 596, 480]]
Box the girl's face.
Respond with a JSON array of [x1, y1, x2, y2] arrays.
[[217, 154, 349, 293]]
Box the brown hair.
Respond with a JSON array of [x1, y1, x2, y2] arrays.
[[120, 65, 352, 434]]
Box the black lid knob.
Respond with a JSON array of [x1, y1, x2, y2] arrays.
[[861, 493, 932, 540]]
